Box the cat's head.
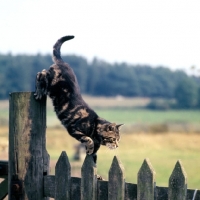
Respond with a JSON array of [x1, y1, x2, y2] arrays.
[[97, 122, 123, 150]]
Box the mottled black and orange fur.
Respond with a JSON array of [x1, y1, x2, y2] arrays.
[[35, 35, 123, 166]]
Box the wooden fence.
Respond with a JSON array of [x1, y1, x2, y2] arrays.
[[0, 92, 200, 200]]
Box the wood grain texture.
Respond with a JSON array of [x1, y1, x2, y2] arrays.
[[108, 156, 125, 200], [81, 155, 97, 200], [125, 183, 137, 200], [137, 158, 156, 200], [8, 92, 49, 200], [44, 175, 55, 198], [55, 151, 71, 200], [168, 160, 187, 200], [97, 180, 108, 200]]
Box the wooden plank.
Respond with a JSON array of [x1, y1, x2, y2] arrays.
[[168, 160, 187, 200], [0, 161, 8, 177], [8, 92, 50, 200], [187, 189, 200, 200], [44, 175, 82, 199], [108, 156, 125, 200], [71, 177, 81, 200], [137, 158, 156, 200], [155, 186, 168, 200], [44, 175, 55, 198], [125, 182, 137, 200], [81, 155, 97, 200], [55, 151, 71, 200], [43, 175, 200, 200], [0, 178, 8, 199], [97, 180, 108, 200]]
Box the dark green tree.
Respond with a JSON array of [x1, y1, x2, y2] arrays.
[[197, 87, 200, 108], [0, 53, 199, 102], [175, 78, 198, 108]]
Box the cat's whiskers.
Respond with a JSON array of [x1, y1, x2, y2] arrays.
[[106, 142, 118, 150], [106, 145, 119, 157]]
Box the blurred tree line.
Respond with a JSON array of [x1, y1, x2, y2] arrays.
[[0, 53, 199, 108]]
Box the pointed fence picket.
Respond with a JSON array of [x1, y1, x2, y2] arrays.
[[81, 154, 97, 200], [108, 156, 125, 200], [55, 151, 71, 200], [168, 160, 187, 200], [42, 151, 200, 200], [1, 92, 200, 199], [137, 158, 156, 200]]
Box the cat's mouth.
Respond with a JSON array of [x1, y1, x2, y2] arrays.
[[101, 138, 119, 149], [106, 142, 118, 150]]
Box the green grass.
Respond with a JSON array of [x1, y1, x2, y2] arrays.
[[45, 107, 200, 133], [1, 106, 200, 129], [95, 108, 200, 125], [0, 97, 199, 128]]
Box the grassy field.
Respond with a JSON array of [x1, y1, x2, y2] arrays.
[[48, 128, 200, 189], [46, 107, 200, 133], [1, 95, 200, 128], [0, 96, 200, 189], [1, 126, 200, 189]]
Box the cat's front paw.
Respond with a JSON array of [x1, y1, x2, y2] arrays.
[[85, 138, 94, 155], [34, 70, 49, 100], [81, 136, 94, 155]]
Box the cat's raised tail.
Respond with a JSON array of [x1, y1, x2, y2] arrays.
[[52, 35, 74, 63]]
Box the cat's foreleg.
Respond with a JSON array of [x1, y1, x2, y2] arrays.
[[79, 135, 103, 180], [34, 69, 49, 99], [69, 129, 94, 155], [80, 136, 94, 155]]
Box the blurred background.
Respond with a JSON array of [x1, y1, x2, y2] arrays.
[[0, 0, 200, 189]]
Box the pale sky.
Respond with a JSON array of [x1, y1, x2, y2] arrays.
[[1, 0, 200, 75]]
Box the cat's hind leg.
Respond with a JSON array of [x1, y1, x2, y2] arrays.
[[92, 153, 104, 180], [34, 69, 49, 99]]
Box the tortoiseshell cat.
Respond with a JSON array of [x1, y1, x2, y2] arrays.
[[35, 35, 123, 166]]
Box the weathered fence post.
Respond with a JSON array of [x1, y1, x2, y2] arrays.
[[55, 151, 71, 200], [168, 160, 187, 200], [108, 156, 125, 200], [8, 92, 49, 200], [137, 158, 156, 200], [81, 155, 97, 200]]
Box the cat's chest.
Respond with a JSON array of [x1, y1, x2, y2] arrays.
[[76, 121, 96, 136]]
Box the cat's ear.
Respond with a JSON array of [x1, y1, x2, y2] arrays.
[[116, 124, 124, 130], [107, 123, 116, 132]]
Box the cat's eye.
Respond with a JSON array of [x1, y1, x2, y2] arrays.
[[108, 126, 115, 132], [110, 138, 116, 142]]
